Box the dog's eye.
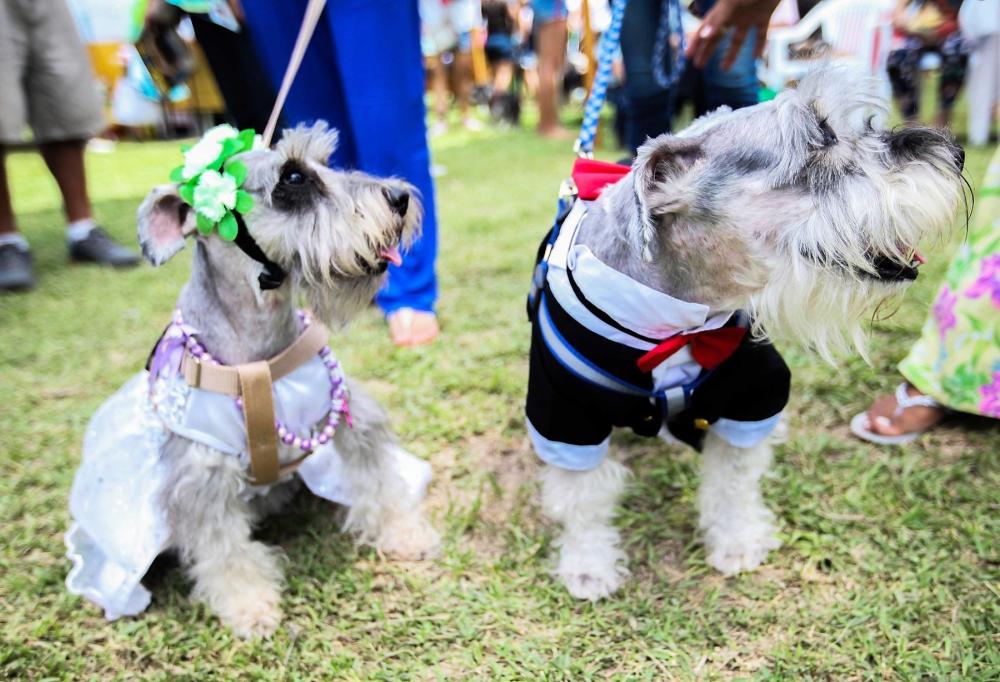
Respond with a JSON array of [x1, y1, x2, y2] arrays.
[[281, 170, 305, 185], [818, 118, 838, 147]]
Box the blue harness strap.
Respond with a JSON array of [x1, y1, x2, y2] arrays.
[[527, 194, 574, 322], [536, 290, 690, 420]]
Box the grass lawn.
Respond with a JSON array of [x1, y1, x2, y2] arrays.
[[2, 103, 999, 679]]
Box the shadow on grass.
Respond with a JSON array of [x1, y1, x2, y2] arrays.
[[141, 492, 359, 610]]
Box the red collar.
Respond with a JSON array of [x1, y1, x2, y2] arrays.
[[571, 158, 631, 200]]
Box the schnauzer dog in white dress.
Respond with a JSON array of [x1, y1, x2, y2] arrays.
[[526, 68, 966, 600], [66, 124, 440, 637]]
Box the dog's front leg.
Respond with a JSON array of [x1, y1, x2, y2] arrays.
[[541, 459, 631, 600], [335, 381, 440, 560], [164, 440, 284, 638], [698, 430, 781, 575]]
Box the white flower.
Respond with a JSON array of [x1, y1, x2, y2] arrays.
[[193, 170, 238, 222], [181, 124, 238, 180]]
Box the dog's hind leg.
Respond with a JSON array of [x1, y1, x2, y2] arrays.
[[697, 429, 781, 575], [164, 439, 284, 638], [335, 380, 440, 560], [541, 459, 631, 600]]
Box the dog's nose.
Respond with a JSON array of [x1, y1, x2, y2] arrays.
[[953, 145, 965, 171], [383, 187, 409, 217]]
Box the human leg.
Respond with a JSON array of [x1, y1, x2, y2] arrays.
[[324, 0, 440, 333], [937, 34, 970, 129], [620, 0, 674, 153], [0, 149, 14, 236], [427, 53, 451, 134], [966, 36, 997, 145], [28, 0, 138, 266], [695, 29, 760, 115], [39, 140, 91, 224], [887, 44, 923, 121], [190, 14, 278, 132], [0, 148, 34, 292], [534, 3, 569, 138]]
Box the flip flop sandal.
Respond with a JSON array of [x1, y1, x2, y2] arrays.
[[850, 383, 944, 445]]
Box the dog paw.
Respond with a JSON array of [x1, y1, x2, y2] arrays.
[[554, 543, 629, 601], [376, 514, 441, 561], [215, 592, 283, 639], [703, 526, 781, 576], [558, 564, 628, 601]]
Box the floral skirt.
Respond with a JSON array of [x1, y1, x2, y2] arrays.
[[900, 147, 1000, 418]]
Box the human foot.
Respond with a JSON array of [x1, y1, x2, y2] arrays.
[[537, 125, 572, 141], [0, 243, 35, 292], [850, 383, 946, 444], [69, 226, 140, 267], [387, 308, 439, 347]]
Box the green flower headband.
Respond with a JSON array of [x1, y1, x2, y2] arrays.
[[169, 124, 259, 241]]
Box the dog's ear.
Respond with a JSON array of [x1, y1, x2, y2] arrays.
[[137, 185, 194, 266], [633, 135, 702, 216], [632, 135, 703, 260], [277, 122, 339, 165]]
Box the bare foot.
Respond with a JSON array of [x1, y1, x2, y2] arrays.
[[538, 125, 573, 141], [387, 308, 440, 347], [865, 384, 945, 437]]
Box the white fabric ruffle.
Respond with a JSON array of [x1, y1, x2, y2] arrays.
[[66, 369, 431, 620]]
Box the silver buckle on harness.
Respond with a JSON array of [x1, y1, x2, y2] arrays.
[[558, 178, 578, 199]]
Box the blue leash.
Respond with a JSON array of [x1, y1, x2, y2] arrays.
[[574, 0, 686, 157]]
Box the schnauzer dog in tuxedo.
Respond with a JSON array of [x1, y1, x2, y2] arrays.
[[526, 68, 966, 600]]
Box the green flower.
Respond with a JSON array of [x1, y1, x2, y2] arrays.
[[194, 170, 237, 222], [169, 126, 258, 241], [179, 124, 238, 181]]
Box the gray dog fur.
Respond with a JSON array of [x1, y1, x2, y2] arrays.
[[135, 124, 440, 637], [538, 68, 966, 600]]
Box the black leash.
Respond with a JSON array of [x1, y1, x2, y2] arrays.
[[232, 211, 287, 290]]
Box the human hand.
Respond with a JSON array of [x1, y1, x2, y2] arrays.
[[685, 0, 781, 70], [143, 0, 167, 26], [227, 0, 245, 23]]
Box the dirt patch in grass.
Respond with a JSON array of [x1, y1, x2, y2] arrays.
[[429, 429, 541, 561]]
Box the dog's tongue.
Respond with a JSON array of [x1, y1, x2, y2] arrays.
[[914, 250, 927, 265], [380, 246, 403, 267]]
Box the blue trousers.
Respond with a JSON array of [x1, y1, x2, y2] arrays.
[[241, 0, 438, 314], [620, 0, 759, 153]]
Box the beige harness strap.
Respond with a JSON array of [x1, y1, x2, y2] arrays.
[[181, 322, 329, 394], [239, 361, 280, 484], [179, 321, 331, 485]]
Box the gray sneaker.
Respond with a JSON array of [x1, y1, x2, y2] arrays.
[[0, 243, 35, 292], [69, 226, 140, 267]]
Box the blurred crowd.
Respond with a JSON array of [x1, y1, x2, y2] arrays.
[[12, 0, 998, 148], [3, 0, 1000, 353]]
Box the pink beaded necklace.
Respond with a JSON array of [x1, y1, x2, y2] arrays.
[[158, 309, 351, 456]]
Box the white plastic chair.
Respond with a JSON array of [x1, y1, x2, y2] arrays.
[[762, 0, 896, 92]]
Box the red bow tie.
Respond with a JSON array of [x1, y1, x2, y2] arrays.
[[637, 326, 747, 373], [572, 158, 631, 200]]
